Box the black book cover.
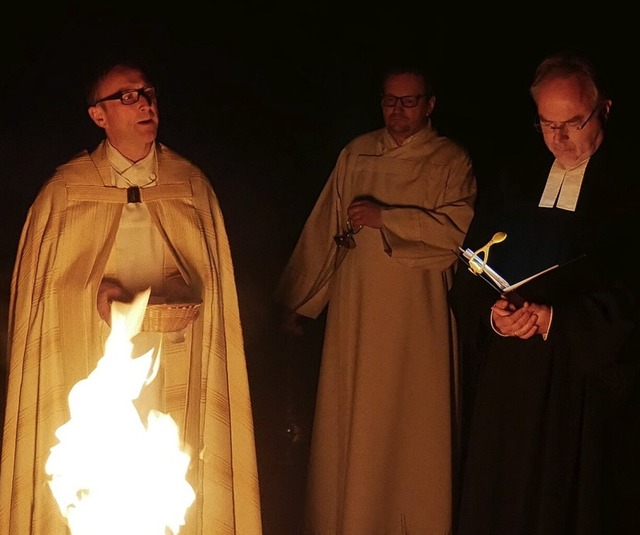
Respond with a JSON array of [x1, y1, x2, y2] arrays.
[[457, 248, 592, 307]]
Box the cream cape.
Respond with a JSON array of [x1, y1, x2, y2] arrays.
[[0, 141, 262, 534], [276, 124, 477, 534]]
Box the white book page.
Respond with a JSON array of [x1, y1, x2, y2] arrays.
[[503, 263, 559, 292]]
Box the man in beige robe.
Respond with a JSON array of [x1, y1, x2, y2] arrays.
[[0, 60, 262, 534], [276, 64, 476, 534]]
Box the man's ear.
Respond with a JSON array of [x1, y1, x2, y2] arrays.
[[600, 99, 613, 122], [425, 95, 436, 117], [88, 105, 106, 128]]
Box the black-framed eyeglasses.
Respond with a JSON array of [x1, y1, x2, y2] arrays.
[[92, 86, 157, 106], [334, 218, 362, 249], [381, 94, 426, 108], [533, 103, 601, 133]]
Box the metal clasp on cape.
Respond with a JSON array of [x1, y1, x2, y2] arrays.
[[127, 186, 141, 203]]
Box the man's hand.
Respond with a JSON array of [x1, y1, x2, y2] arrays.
[[97, 278, 132, 324], [347, 199, 383, 229], [281, 308, 305, 337], [491, 298, 538, 339], [527, 302, 552, 337]]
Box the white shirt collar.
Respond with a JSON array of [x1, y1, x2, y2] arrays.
[[106, 141, 158, 188], [538, 157, 589, 211]]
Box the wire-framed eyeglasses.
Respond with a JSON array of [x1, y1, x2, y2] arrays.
[[381, 94, 426, 108], [334, 218, 362, 249], [533, 103, 601, 133], [92, 86, 157, 106]]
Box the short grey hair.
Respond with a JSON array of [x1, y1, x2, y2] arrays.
[[529, 50, 607, 108]]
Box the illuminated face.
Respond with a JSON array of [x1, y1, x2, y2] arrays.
[[535, 75, 609, 168], [381, 72, 435, 145], [88, 65, 159, 160]]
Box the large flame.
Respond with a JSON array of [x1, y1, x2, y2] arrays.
[[45, 288, 195, 535]]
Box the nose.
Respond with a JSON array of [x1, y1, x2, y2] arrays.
[[548, 124, 569, 140]]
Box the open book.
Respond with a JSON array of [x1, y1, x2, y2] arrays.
[[458, 247, 589, 307]]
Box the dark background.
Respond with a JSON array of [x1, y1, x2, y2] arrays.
[[0, 5, 634, 534]]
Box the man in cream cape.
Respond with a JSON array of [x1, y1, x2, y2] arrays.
[[0, 59, 262, 534]]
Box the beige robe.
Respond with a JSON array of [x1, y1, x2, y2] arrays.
[[0, 141, 262, 534], [276, 124, 476, 535]]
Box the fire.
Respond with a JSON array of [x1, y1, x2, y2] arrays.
[[45, 288, 195, 535]]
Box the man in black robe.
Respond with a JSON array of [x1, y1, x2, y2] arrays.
[[450, 50, 640, 535]]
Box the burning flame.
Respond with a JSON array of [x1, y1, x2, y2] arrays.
[[45, 288, 195, 535]]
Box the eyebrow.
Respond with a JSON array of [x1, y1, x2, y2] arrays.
[[538, 111, 582, 123]]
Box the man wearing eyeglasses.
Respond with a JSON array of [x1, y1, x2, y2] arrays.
[[276, 62, 477, 534], [451, 51, 640, 534], [0, 58, 262, 534]]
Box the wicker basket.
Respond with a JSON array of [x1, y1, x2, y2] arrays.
[[142, 301, 202, 332]]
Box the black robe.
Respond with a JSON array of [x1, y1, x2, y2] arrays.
[[450, 137, 640, 535]]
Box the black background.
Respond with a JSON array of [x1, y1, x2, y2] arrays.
[[0, 5, 634, 533]]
